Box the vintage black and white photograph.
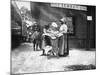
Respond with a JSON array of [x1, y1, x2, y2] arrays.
[[11, 0, 96, 74]]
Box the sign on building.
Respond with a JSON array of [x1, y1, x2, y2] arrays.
[[87, 16, 92, 21], [51, 3, 87, 11]]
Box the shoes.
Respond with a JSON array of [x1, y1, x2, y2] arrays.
[[58, 53, 68, 57]]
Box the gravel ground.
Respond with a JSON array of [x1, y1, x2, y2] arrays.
[[11, 43, 96, 74]]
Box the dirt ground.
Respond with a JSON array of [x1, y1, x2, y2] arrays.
[[11, 43, 96, 74]]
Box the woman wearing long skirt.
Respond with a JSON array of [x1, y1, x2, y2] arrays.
[[58, 18, 68, 56]]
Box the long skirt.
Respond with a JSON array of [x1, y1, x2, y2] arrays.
[[58, 35, 65, 55], [41, 35, 51, 49], [50, 38, 58, 55], [41, 35, 58, 55]]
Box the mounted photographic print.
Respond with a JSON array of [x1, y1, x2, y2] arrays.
[[11, 0, 96, 74]]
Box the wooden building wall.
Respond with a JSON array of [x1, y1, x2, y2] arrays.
[[31, 2, 96, 49]]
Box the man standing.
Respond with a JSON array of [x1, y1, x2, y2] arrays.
[[58, 17, 68, 56]]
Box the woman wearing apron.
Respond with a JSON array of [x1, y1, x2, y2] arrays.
[[42, 22, 59, 56], [58, 18, 68, 56]]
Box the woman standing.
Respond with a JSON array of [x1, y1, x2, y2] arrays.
[[42, 22, 59, 56], [58, 18, 68, 56]]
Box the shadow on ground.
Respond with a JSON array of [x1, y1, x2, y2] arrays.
[[64, 64, 96, 71]]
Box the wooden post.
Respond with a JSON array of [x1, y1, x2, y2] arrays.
[[86, 16, 92, 50], [66, 33, 69, 55]]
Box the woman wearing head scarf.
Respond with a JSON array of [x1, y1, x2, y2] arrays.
[[42, 22, 59, 56], [49, 22, 59, 56]]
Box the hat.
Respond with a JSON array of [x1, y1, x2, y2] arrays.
[[51, 22, 58, 28], [60, 17, 66, 22]]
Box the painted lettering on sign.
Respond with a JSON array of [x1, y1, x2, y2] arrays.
[[51, 3, 87, 11]]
